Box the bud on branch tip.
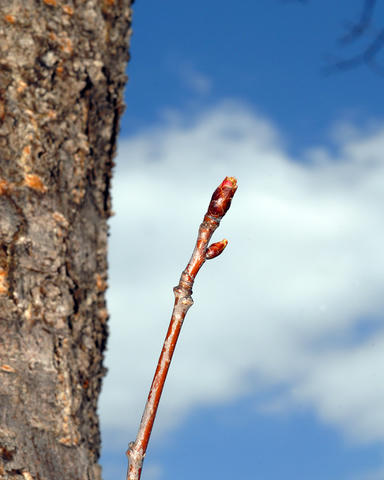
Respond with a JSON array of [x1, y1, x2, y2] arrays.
[[206, 176, 238, 220]]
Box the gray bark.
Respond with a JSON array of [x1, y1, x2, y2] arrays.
[[0, 1, 133, 478]]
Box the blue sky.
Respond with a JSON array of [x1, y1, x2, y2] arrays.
[[99, 2, 384, 479]]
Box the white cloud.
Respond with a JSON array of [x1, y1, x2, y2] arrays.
[[178, 62, 212, 95], [99, 101, 384, 450], [351, 463, 384, 480]]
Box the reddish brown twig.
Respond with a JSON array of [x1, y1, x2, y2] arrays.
[[126, 177, 238, 480]]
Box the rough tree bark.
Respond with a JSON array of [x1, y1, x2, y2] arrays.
[[0, 1, 133, 479]]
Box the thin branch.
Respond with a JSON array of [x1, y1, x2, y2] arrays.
[[339, 0, 377, 45], [286, 0, 384, 74], [325, 28, 384, 74], [126, 177, 238, 480]]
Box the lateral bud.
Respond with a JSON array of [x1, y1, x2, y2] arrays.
[[205, 239, 228, 260]]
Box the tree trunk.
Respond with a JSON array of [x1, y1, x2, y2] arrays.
[[0, 1, 133, 478]]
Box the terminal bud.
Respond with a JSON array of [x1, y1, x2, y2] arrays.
[[206, 176, 237, 220]]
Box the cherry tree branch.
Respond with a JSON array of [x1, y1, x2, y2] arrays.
[[126, 177, 238, 480]]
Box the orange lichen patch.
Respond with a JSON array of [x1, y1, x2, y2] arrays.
[[58, 436, 72, 446], [24, 174, 47, 193], [71, 187, 85, 204], [56, 64, 64, 75], [4, 14, 15, 23], [24, 304, 32, 322], [0, 178, 9, 195], [98, 308, 109, 322], [0, 98, 5, 121], [19, 144, 32, 170], [81, 101, 89, 126], [48, 31, 58, 42], [47, 109, 57, 120], [58, 425, 80, 447], [0, 269, 8, 295], [17, 80, 27, 94], [95, 273, 108, 292], [52, 211, 69, 228], [23, 144, 31, 156], [25, 111, 38, 132], [0, 364, 15, 373], [22, 472, 34, 480], [62, 4, 74, 15], [43, 0, 57, 6], [60, 37, 73, 55]]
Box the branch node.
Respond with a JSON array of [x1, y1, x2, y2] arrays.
[[181, 297, 193, 307]]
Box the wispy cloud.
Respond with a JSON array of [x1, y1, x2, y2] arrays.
[[351, 462, 384, 480], [100, 101, 384, 452], [178, 62, 212, 95]]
